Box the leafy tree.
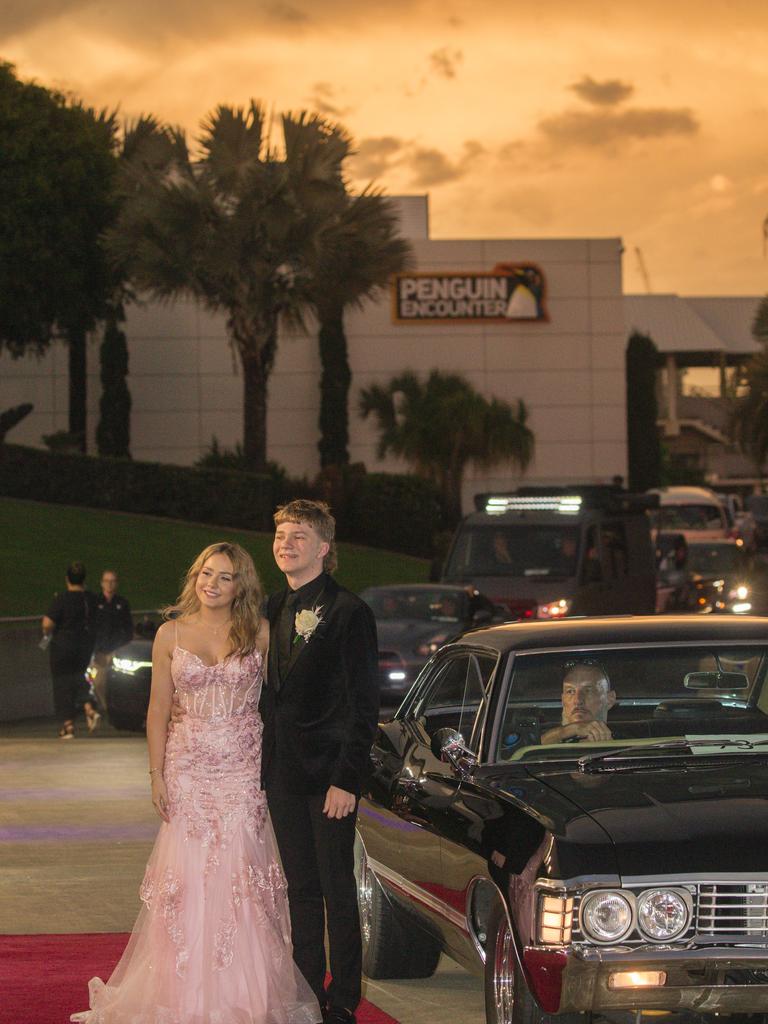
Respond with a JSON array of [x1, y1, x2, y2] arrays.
[[359, 370, 534, 522], [0, 62, 118, 451], [109, 104, 351, 470], [626, 331, 662, 491], [310, 192, 412, 466]]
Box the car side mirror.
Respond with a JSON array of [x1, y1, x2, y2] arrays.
[[430, 727, 477, 777]]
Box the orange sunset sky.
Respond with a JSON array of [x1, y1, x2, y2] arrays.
[[3, 0, 768, 296]]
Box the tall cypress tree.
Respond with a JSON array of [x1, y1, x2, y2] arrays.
[[96, 303, 131, 457], [626, 330, 662, 491]]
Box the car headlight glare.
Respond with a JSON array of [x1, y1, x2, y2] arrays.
[[728, 584, 750, 601], [636, 889, 689, 941], [580, 890, 633, 943], [537, 598, 571, 620], [112, 657, 152, 675]]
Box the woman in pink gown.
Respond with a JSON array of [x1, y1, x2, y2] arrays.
[[72, 542, 320, 1024]]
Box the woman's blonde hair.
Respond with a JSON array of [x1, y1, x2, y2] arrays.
[[163, 542, 262, 657]]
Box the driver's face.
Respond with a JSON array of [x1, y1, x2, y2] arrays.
[[561, 666, 615, 725]]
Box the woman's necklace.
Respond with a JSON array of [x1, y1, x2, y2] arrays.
[[199, 617, 232, 637]]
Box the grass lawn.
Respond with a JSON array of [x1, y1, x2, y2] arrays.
[[0, 497, 430, 618]]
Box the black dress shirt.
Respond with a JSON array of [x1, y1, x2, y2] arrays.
[[276, 572, 328, 678]]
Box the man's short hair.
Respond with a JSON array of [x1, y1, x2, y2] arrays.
[[66, 561, 87, 585], [563, 658, 610, 686], [274, 500, 337, 573]]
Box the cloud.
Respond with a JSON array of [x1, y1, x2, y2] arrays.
[[538, 106, 699, 149], [307, 81, 351, 118], [348, 136, 404, 179], [429, 46, 463, 79], [569, 75, 634, 107], [407, 140, 483, 187]]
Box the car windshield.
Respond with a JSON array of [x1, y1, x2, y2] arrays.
[[362, 588, 467, 622], [445, 525, 581, 578], [651, 505, 725, 531], [495, 644, 768, 762], [687, 544, 744, 575]]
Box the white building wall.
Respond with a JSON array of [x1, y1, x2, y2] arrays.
[[0, 196, 627, 513]]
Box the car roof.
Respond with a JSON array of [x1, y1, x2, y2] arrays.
[[450, 615, 768, 655]]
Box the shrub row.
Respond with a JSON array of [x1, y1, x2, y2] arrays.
[[0, 444, 275, 531], [0, 445, 444, 556]]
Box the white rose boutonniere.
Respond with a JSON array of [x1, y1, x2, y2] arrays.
[[294, 605, 324, 646]]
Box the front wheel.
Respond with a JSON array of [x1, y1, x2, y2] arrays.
[[484, 904, 585, 1024], [356, 843, 440, 979]]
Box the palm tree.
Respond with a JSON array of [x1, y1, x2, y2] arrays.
[[108, 104, 351, 470], [359, 370, 535, 522], [310, 191, 412, 466]]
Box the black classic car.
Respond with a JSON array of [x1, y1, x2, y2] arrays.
[[357, 616, 768, 1023]]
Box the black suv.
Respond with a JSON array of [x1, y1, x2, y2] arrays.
[[439, 486, 658, 620]]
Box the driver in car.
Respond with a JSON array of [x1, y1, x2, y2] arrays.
[[541, 660, 616, 743]]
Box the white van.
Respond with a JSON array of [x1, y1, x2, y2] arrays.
[[648, 486, 729, 542]]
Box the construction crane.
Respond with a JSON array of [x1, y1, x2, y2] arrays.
[[634, 246, 652, 293]]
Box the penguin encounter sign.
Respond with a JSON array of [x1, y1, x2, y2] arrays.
[[392, 262, 548, 324]]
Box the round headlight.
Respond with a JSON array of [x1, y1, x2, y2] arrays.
[[580, 890, 633, 943], [637, 889, 689, 941]]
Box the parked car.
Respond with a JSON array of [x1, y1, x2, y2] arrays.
[[360, 583, 503, 702], [648, 485, 730, 542], [687, 539, 768, 615], [358, 615, 768, 1023], [439, 486, 657, 619], [106, 638, 153, 731]]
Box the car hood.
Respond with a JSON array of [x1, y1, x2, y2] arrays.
[[528, 759, 768, 876]]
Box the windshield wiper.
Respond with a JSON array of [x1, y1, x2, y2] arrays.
[[578, 738, 768, 774]]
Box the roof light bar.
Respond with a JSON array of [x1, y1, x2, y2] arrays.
[[485, 495, 583, 516]]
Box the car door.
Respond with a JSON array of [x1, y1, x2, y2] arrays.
[[362, 649, 484, 944]]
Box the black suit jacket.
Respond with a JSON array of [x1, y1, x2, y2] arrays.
[[260, 576, 379, 796]]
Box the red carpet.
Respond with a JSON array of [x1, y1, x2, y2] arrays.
[[0, 933, 399, 1024]]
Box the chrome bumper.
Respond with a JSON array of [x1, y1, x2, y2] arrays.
[[554, 943, 768, 1014]]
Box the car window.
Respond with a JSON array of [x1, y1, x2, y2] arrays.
[[495, 645, 768, 761], [362, 588, 467, 622], [414, 653, 486, 749], [445, 525, 581, 578], [600, 521, 628, 580]]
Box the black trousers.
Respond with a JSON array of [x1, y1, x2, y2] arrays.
[[50, 649, 91, 719], [266, 786, 361, 1011]]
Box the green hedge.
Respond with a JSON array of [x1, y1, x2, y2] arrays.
[[347, 472, 443, 556], [0, 445, 444, 555], [0, 444, 275, 531]]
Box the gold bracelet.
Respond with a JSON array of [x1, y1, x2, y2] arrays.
[[148, 767, 163, 777]]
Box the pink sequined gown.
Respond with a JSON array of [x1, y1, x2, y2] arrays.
[[71, 646, 320, 1024]]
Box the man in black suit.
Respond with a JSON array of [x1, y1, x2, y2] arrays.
[[262, 500, 379, 1024]]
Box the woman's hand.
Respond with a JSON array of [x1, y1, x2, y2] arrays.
[[151, 775, 170, 822]]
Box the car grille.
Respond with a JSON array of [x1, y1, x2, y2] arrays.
[[572, 882, 768, 944], [697, 884, 768, 937]]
